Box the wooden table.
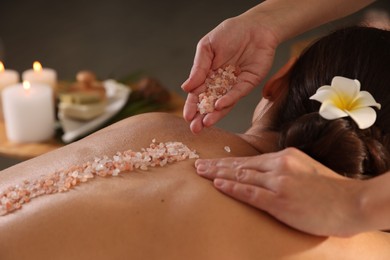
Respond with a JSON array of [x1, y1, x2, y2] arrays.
[[0, 91, 185, 160]]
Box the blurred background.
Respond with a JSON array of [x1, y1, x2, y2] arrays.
[[0, 0, 389, 169]]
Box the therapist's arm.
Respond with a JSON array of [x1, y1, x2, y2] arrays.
[[247, 0, 376, 44], [361, 171, 390, 233], [182, 0, 375, 133]]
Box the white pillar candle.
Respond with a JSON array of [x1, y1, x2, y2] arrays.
[[22, 61, 57, 88], [0, 62, 20, 119], [0, 62, 19, 90], [2, 81, 55, 143]]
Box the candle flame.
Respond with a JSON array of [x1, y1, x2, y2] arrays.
[[23, 81, 31, 90], [33, 61, 42, 72], [0, 62, 4, 72]]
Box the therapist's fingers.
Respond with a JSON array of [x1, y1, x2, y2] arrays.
[[182, 93, 197, 122], [181, 37, 213, 93], [197, 148, 322, 174], [181, 67, 207, 93], [183, 82, 207, 122], [183, 92, 200, 122], [189, 113, 206, 134], [197, 160, 279, 192], [213, 178, 276, 211], [198, 164, 270, 185], [196, 153, 279, 173], [202, 105, 235, 127]]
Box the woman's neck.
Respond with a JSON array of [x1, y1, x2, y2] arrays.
[[239, 127, 280, 155]]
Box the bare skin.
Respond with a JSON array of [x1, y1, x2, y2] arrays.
[[0, 112, 390, 259]]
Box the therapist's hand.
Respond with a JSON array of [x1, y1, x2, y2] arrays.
[[195, 148, 369, 237], [181, 15, 278, 134]]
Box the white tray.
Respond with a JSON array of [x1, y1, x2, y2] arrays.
[[58, 79, 131, 143]]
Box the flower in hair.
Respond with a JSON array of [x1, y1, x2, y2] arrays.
[[309, 76, 381, 129]]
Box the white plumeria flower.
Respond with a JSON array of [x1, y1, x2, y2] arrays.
[[310, 76, 381, 129]]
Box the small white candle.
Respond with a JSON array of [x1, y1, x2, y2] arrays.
[[22, 61, 57, 88], [0, 62, 19, 90], [2, 81, 55, 143]]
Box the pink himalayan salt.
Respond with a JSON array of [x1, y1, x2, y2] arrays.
[[197, 65, 238, 114], [0, 140, 199, 216]]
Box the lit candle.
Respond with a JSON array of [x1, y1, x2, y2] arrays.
[[22, 61, 57, 88], [0, 62, 19, 90], [2, 81, 55, 142]]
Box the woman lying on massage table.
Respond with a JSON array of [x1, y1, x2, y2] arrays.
[[1, 26, 390, 259]]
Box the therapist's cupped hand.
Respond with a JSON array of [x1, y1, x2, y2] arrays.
[[181, 16, 277, 134], [195, 147, 368, 237]]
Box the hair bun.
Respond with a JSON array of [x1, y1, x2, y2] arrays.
[[279, 113, 389, 179]]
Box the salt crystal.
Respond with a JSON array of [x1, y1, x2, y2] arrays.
[[71, 171, 79, 178], [44, 179, 54, 187], [224, 146, 231, 153], [112, 169, 120, 176], [95, 164, 105, 171]]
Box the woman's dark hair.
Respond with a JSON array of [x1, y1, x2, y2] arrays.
[[274, 26, 390, 179]]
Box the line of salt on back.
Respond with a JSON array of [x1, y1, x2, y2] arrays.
[[0, 139, 199, 216]]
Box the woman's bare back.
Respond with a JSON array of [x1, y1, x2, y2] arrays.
[[0, 113, 389, 259]]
